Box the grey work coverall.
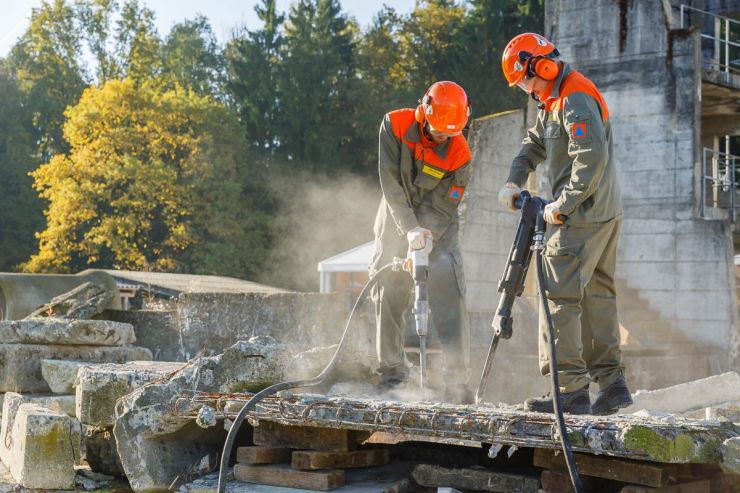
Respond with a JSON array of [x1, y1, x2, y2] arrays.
[[370, 110, 471, 386], [507, 64, 625, 393]]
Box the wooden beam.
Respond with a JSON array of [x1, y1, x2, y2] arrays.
[[618, 479, 710, 493], [252, 421, 353, 451], [291, 449, 390, 470], [412, 464, 539, 493], [233, 464, 345, 491], [535, 448, 678, 487], [236, 446, 292, 465]]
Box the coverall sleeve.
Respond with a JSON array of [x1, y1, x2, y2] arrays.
[[550, 93, 609, 216], [506, 112, 547, 186], [378, 115, 419, 234]]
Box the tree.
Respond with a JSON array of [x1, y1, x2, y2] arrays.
[[160, 16, 224, 97], [113, 0, 162, 83], [25, 79, 273, 278], [279, 0, 362, 172], [225, 0, 285, 154], [8, 0, 88, 162], [0, 62, 44, 271]]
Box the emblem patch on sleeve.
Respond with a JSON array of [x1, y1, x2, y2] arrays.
[[449, 185, 464, 201], [572, 122, 588, 139]]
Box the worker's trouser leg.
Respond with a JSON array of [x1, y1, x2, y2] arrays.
[[373, 270, 413, 382], [581, 220, 624, 389], [428, 250, 470, 385], [538, 217, 623, 392]]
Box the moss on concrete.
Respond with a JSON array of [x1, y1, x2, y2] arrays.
[[622, 425, 722, 463]]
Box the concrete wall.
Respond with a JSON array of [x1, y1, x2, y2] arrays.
[[108, 292, 357, 363]]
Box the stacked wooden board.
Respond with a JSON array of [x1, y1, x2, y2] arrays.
[[233, 421, 390, 491]]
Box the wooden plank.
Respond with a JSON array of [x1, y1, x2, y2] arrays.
[[411, 464, 539, 493], [534, 448, 669, 487], [236, 446, 292, 465], [233, 464, 345, 491], [539, 470, 599, 493], [618, 479, 711, 493], [291, 449, 390, 470], [252, 421, 352, 451]]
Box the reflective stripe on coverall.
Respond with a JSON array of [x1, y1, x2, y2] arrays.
[[507, 64, 625, 392], [370, 108, 471, 385]]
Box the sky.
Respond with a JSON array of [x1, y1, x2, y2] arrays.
[[0, 0, 417, 57]]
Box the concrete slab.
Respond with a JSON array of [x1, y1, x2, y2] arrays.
[[114, 337, 291, 492], [42, 359, 95, 394], [0, 318, 135, 346], [625, 372, 740, 414], [7, 403, 76, 489], [0, 344, 152, 392], [76, 361, 184, 427]]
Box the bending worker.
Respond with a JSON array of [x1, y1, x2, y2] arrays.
[[498, 33, 632, 415], [370, 81, 473, 404]]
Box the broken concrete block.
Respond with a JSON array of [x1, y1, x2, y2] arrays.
[[720, 437, 740, 475], [114, 337, 289, 492], [1, 393, 83, 468], [625, 372, 740, 414], [0, 344, 152, 392], [0, 393, 26, 466], [0, 318, 135, 346], [25, 280, 113, 320], [76, 361, 184, 427], [7, 403, 76, 489], [83, 425, 124, 476], [42, 359, 95, 394], [28, 394, 76, 417]]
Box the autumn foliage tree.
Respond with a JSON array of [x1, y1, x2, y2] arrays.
[[25, 79, 272, 276]]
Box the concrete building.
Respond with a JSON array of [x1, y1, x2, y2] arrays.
[[463, 0, 740, 403]]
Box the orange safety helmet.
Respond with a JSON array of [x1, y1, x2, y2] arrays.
[[502, 33, 560, 87], [414, 81, 471, 133]]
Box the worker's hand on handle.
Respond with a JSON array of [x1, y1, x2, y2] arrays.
[[407, 226, 432, 250], [544, 202, 565, 225], [498, 182, 521, 212]]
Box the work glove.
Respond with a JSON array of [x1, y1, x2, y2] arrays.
[[498, 183, 521, 212], [544, 202, 565, 225], [407, 227, 432, 250]]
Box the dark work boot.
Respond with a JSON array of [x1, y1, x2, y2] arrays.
[[592, 376, 633, 415], [524, 386, 592, 415]]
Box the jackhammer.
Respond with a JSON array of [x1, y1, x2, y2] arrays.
[[474, 190, 583, 493], [407, 238, 432, 389]]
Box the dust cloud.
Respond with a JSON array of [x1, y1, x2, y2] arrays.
[[260, 171, 381, 292]]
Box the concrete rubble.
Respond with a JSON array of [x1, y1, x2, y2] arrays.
[[0, 344, 152, 392], [25, 280, 113, 320], [0, 318, 136, 346], [625, 372, 740, 414], [0, 393, 80, 489], [41, 359, 93, 394], [114, 336, 290, 492]]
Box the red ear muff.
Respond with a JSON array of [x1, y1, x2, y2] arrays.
[[531, 57, 558, 80], [414, 104, 425, 123]]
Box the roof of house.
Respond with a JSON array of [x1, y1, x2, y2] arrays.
[[317, 241, 374, 273]]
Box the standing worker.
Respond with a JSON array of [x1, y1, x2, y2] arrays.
[[498, 33, 632, 415], [370, 81, 473, 404]]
